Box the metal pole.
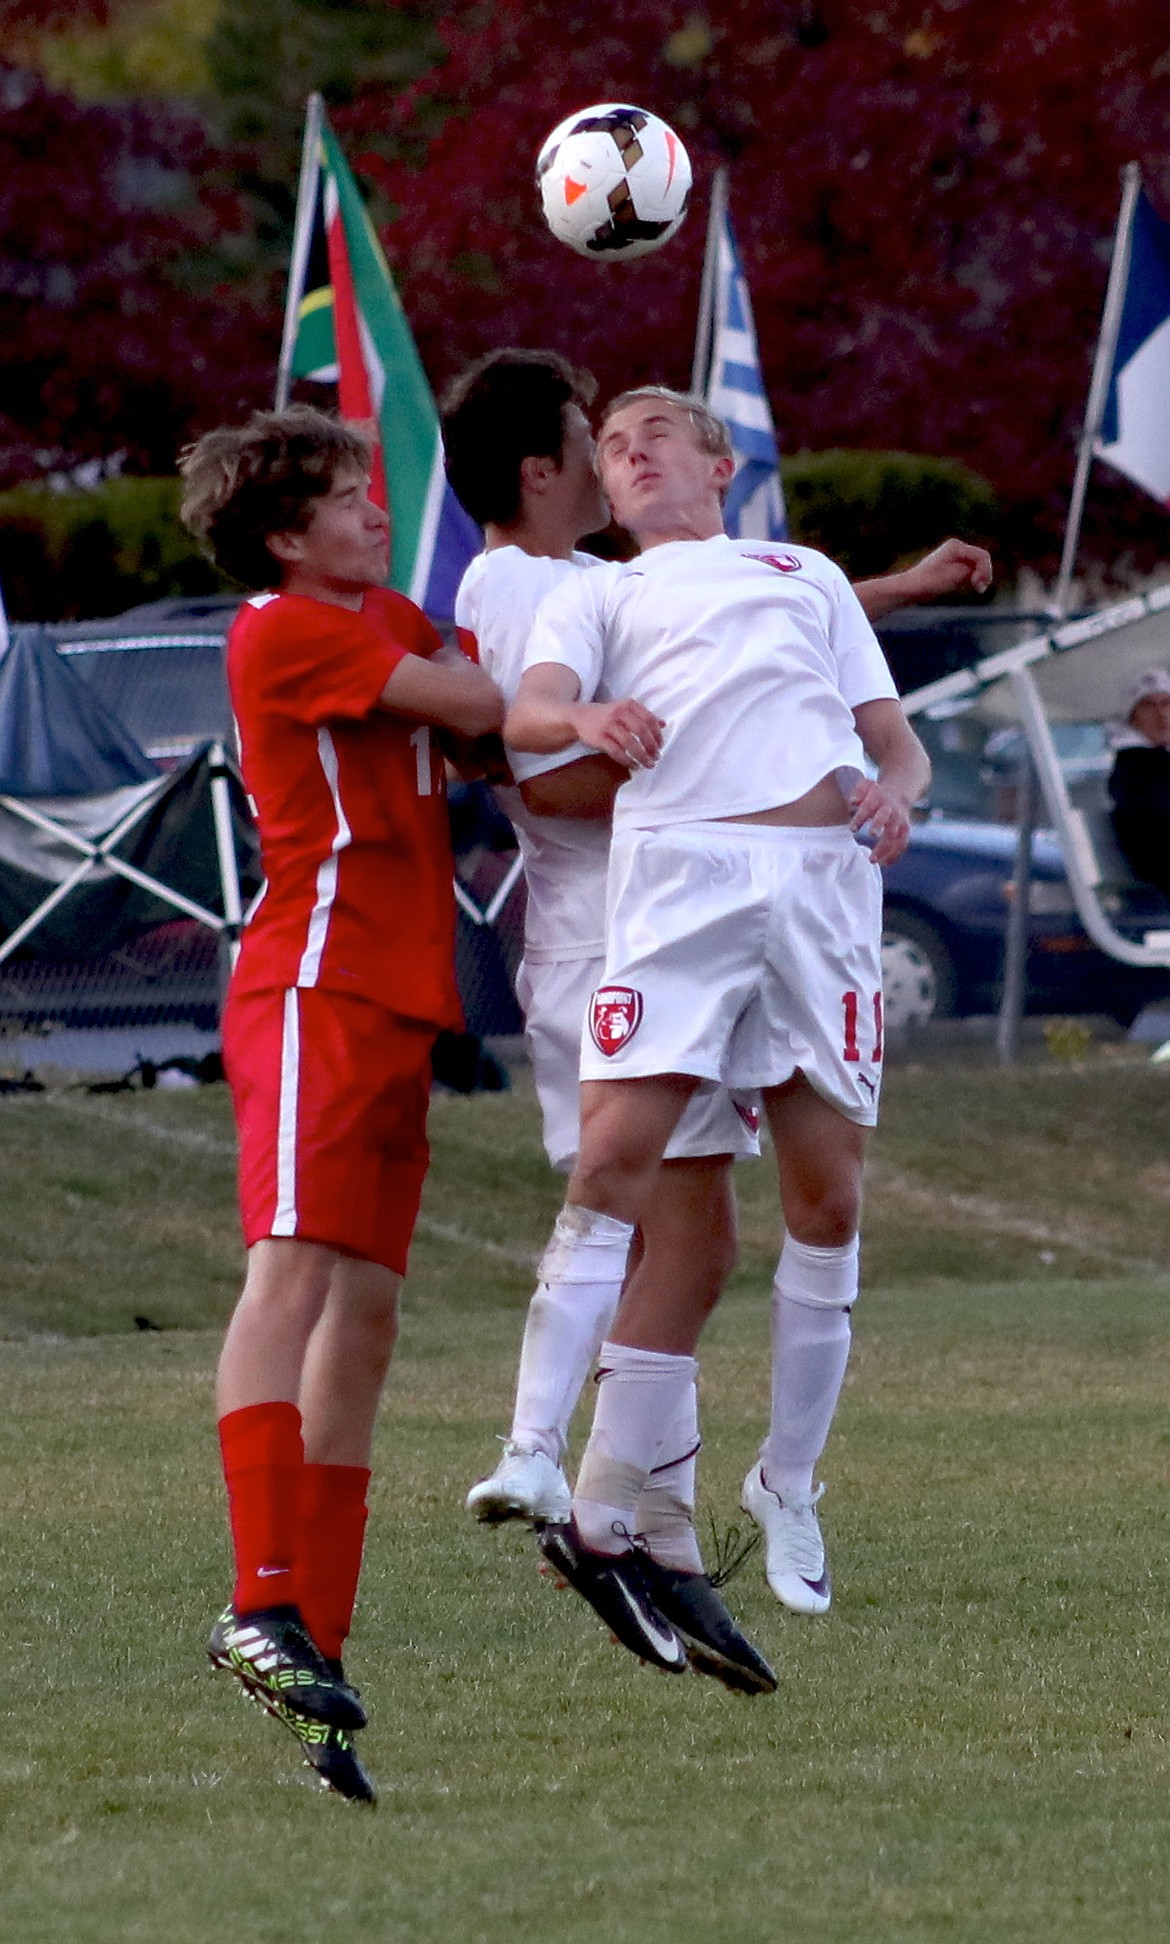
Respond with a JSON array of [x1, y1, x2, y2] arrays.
[[275, 93, 326, 410], [996, 746, 1038, 1065], [1051, 161, 1142, 619], [482, 852, 525, 926], [690, 166, 727, 397], [208, 741, 244, 972]]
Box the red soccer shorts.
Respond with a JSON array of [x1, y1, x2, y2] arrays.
[[222, 986, 435, 1275]]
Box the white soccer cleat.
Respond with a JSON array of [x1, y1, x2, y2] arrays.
[[465, 1442, 572, 1525], [740, 1463, 832, 1616]]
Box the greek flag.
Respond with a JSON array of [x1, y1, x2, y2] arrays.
[[692, 169, 787, 540]]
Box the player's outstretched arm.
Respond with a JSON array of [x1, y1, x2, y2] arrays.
[[848, 698, 932, 867], [379, 650, 504, 738], [507, 663, 664, 770], [854, 539, 993, 622]]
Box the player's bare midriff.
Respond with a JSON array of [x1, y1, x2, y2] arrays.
[[718, 769, 851, 827]]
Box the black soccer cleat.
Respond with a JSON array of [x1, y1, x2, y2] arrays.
[[636, 1556, 778, 1696], [302, 1724, 377, 1805], [227, 1666, 377, 1805], [208, 1604, 367, 1730], [537, 1520, 687, 1673]]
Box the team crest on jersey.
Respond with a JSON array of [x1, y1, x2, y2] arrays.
[[744, 551, 801, 574], [590, 986, 644, 1056]]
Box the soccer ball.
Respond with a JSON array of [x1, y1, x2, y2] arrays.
[[536, 104, 692, 261]]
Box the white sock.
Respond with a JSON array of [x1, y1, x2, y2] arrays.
[[509, 1206, 632, 1461], [574, 1343, 699, 1555], [763, 1235, 858, 1504], [633, 1377, 703, 1573]]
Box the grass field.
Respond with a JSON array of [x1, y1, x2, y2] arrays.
[[1, 1057, 1169, 1942]]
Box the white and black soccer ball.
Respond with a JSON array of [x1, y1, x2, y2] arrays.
[[536, 103, 692, 261]]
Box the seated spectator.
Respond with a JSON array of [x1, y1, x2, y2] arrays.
[[1108, 667, 1170, 899]]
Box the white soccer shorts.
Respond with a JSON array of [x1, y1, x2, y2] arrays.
[[516, 952, 760, 1172], [578, 821, 884, 1127]]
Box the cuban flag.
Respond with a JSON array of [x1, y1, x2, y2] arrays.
[[276, 102, 480, 619], [1096, 187, 1170, 504], [692, 171, 787, 540]]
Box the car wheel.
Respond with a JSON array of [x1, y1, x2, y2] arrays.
[[881, 911, 957, 1031]]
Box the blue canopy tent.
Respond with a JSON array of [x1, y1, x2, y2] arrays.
[[0, 614, 521, 1040], [0, 625, 257, 1028]]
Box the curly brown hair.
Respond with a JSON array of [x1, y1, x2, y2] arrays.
[[178, 406, 373, 590]]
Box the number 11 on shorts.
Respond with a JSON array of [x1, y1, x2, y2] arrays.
[[842, 990, 883, 1063]]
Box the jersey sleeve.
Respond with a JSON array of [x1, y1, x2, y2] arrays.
[[511, 569, 612, 784], [508, 739, 600, 784], [522, 568, 609, 698], [822, 559, 899, 709], [246, 595, 411, 725]]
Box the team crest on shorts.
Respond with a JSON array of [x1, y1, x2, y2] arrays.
[[734, 1100, 761, 1133], [590, 985, 644, 1056]]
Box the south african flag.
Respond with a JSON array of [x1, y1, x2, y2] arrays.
[[277, 98, 480, 620]]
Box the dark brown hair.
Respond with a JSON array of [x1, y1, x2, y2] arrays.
[[440, 349, 597, 526]]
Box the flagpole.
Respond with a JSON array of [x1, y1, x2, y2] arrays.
[[690, 166, 728, 396], [1051, 160, 1142, 618], [275, 92, 326, 410]]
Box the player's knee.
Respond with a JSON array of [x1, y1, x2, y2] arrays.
[[348, 1299, 398, 1381], [567, 1155, 648, 1224], [241, 1239, 333, 1326], [785, 1189, 860, 1251], [331, 1268, 399, 1359]]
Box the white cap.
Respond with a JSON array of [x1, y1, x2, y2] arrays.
[[1125, 667, 1170, 718]]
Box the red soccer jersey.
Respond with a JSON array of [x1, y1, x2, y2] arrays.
[[228, 585, 461, 1028]]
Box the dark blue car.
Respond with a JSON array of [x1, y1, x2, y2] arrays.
[[881, 814, 1170, 1031]]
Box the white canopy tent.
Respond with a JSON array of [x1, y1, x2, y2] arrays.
[[902, 585, 1170, 976]]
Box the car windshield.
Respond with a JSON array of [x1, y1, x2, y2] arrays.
[[916, 710, 1111, 824]]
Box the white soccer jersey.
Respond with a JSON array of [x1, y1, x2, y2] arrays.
[[456, 547, 610, 964], [456, 543, 759, 1168], [524, 535, 898, 833]]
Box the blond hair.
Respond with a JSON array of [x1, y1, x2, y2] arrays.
[[600, 386, 733, 462], [179, 406, 372, 590]]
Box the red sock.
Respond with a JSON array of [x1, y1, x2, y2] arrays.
[[218, 1402, 304, 1616], [297, 1464, 371, 1663]]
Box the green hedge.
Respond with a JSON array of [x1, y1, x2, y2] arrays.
[[780, 449, 999, 582], [0, 476, 226, 622], [0, 452, 999, 622]]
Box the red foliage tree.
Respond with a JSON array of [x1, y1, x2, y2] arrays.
[[341, 0, 1170, 573], [3, 1, 109, 31], [0, 61, 274, 485]]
